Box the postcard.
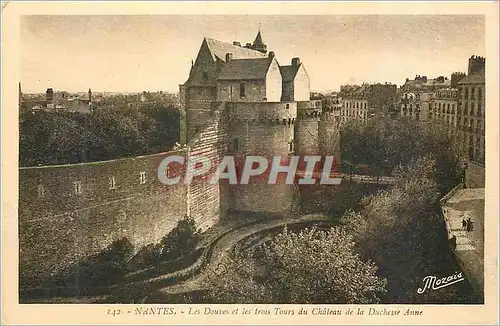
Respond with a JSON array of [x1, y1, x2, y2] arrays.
[[1, 1, 499, 325]]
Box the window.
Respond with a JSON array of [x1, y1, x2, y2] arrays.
[[109, 177, 116, 189], [74, 181, 82, 195], [286, 104, 289, 109], [139, 172, 146, 184], [202, 72, 208, 81], [231, 138, 239, 152], [478, 103, 482, 116], [37, 184, 44, 198], [239, 83, 246, 98], [289, 139, 294, 152], [470, 103, 475, 116]]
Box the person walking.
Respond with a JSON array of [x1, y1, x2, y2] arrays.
[[466, 217, 472, 232], [462, 218, 467, 230]]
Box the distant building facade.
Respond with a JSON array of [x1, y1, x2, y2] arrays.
[[339, 83, 396, 124], [404, 55, 485, 164], [399, 75, 451, 121], [457, 56, 485, 164]]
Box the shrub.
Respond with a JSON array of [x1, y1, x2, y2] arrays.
[[158, 216, 200, 261], [72, 237, 134, 289]]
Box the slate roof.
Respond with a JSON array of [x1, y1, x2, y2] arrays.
[[280, 65, 300, 82], [218, 58, 273, 80], [458, 70, 485, 85], [205, 38, 266, 61]]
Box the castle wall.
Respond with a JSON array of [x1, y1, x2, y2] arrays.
[[185, 86, 217, 141], [293, 65, 310, 101], [217, 80, 266, 102], [295, 118, 320, 156], [295, 100, 323, 156], [229, 101, 297, 121], [318, 114, 342, 168], [186, 103, 229, 227], [227, 102, 297, 214], [265, 59, 283, 102], [19, 150, 188, 285]]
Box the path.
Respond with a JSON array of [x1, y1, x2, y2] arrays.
[[157, 214, 331, 295], [442, 188, 484, 295]]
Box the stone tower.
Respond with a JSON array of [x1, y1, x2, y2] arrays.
[[468, 55, 485, 75], [179, 31, 340, 217]]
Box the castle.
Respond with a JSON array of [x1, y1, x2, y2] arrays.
[[178, 31, 341, 219], [18, 31, 341, 286]]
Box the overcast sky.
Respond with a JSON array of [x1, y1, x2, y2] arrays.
[[21, 15, 485, 93]]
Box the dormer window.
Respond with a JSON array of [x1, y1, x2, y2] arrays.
[[202, 72, 208, 81]]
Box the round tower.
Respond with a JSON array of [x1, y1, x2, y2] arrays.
[[226, 101, 297, 214]]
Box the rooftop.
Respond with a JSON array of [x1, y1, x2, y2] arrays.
[[205, 38, 267, 62], [218, 57, 273, 80], [458, 70, 485, 85]]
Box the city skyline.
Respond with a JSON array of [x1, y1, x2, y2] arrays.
[[21, 15, 485, 93]]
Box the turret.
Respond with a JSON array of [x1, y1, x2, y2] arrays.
[[468, 55, 486, 75], [451, 72, 466, 88], [251, 30, 267, 54]]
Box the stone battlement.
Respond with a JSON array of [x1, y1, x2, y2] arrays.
[[227, 101, 297, 121]]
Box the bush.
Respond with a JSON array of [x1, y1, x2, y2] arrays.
[[128, 216, 201, 269], [158, 216, 200, 261], [207, 226, 387, 304]]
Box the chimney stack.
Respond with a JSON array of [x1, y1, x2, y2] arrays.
[[233, 41, 241, 46], [292, 57, 301, 67], [225, 53, 233, 62], [268, 51, 275, 59]]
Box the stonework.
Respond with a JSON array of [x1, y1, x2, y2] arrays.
[[180, 32, 341, 214], [19, 150, 188, 284], [18, 31, 342, 287]]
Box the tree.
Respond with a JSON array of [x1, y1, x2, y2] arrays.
[[207, 226, 387, 304], [340, 156, 476, 303]]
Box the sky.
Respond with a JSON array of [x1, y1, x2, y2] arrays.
[[20, 15, 485, 94]]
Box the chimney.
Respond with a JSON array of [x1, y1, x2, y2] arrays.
[[268, 51, 275, 59], [233, 41, 241, 46], [292, 57, 300, 67], [244, 42, 252, 48], [225, 53, 233, 62]]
